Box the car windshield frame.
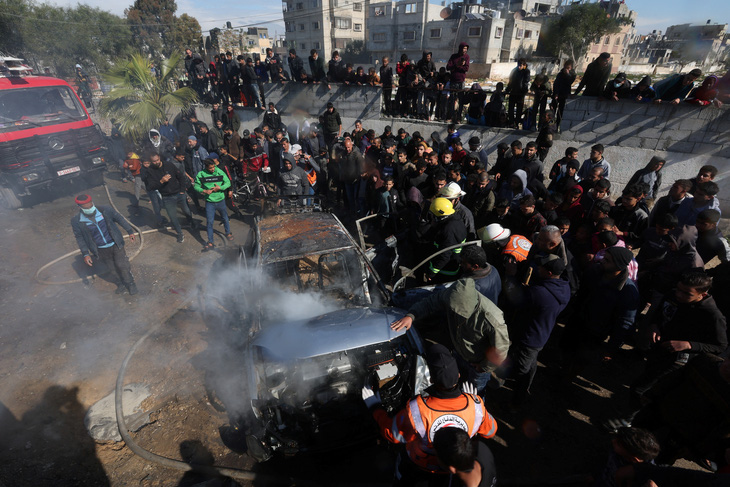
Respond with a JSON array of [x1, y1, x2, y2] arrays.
[[0, 85, 87, 133]]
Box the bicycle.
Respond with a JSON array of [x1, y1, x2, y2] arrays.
[[231, 172, 269, 208]]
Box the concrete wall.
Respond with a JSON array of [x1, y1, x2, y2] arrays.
[[260, 82, 382, 121], [196, 84, 729, 212]]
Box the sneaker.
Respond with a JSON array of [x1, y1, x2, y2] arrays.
[[176, 234, 184, 243], [127, 283, 138, 295]]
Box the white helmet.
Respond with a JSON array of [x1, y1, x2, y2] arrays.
[[478, 224, 511, 243], [438, 181, 467, 199], [75, 64, 82, 69]]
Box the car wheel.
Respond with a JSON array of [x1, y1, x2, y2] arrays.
[[0, 187, 22, 209]]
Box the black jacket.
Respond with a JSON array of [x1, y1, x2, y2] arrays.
[[506, 67, 531, 95], [653, 294, 727, 356], [143, 160, 187, 196]]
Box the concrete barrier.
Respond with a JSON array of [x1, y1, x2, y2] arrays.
[[195, 84, 729, 212]]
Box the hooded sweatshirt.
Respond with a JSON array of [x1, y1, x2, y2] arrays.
[[446, 42, 470, 84], [407, 278, 511, 372], [498, 169, 532, 211]]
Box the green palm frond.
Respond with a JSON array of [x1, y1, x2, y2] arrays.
[[99, 52, 198, 143]]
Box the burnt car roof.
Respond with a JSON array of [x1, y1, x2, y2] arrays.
[[252, 307, 407, 360], [258, 212, 356, 264]]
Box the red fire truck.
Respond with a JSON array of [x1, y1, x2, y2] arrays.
[[0, 57, 107, 209]]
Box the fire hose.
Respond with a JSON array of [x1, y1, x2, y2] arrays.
[[34, 182, 152, 285], [114, 305, 300, 485]]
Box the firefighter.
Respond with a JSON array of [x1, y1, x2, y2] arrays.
[[418, 197, 467, 283], [362, 344, 498, 485]]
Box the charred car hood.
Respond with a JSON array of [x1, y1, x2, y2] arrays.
[[251, 307, 407, 360]]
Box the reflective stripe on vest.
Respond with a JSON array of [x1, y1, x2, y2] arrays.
[[406, 394, 485, 473], [306, 168, 316, 186]]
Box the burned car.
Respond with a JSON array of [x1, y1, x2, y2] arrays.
[[244, 307, 427, 460], [201, 204, 428, 460]]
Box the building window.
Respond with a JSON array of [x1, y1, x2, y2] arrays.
[[301, 43, 306, 49], [515, 28, 524, 39], [373, 32, 387, 42], [468, 26, 482, 37], [311, 0, 319, 6], [373, 6, 385, 16], [614, 36, 621, 45], [299, 23, 305, 31], [495, 27, 503, 38], [430, 28, 441, 38], [285, 22, 295, 32], [403, 31, 416, 41], [354, 23, 362, 32], [604, 36, 610, 44], [314, 41, 321, 49], [283, 2, 291, 12], [296, 2, 303, 9], [312, 21, 320, 29], [353, 2, 362, 11], [334, 17, 352, 29], [524, 30, 532, 39], [404, 3, 416, 13]]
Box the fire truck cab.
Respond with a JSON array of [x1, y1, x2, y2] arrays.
[[0, 57, 107, 209]]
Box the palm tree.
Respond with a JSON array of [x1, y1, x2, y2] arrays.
[[99, 53, 198, 143]]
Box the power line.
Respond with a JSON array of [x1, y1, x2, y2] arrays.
[[0, 2, 371, 34]]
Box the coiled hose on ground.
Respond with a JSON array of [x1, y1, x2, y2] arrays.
[[35, 182, 154, 285]]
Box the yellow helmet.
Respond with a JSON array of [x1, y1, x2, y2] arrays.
[[430, 197, 455, 217]]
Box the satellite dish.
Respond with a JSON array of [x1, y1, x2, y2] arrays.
[[440, 7, 452, 19], [513, 9, 526, 20], [556, 6, 565, 14]]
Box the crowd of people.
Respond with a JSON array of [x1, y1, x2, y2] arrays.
[[182, 46, 730, 128], [85, 50, 730, 485]]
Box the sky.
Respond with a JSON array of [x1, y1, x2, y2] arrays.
[[43, 0, 728, 38]]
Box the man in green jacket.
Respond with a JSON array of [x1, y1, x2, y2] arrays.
[[391, 278, 510, 394], [194, 159, 232, 250]]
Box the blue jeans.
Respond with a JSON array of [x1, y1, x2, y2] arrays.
[[454, 353, 491, 395], [147, 190, 163, 223], [162, 193, 193, 237], [205, 199, 230, 244]]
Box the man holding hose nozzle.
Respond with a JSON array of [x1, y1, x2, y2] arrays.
[[70, 194, 138, 295]]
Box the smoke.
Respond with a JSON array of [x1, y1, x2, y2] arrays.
[[194, 260, 345, 422]]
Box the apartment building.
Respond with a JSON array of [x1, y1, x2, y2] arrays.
[[282, 0, 367, 59]]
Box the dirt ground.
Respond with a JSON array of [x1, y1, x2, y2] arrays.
[[0, 169, 703, 487]]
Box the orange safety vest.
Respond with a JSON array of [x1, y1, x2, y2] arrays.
[[306, 166, 317, 186], [405, 394, 487, 473], [502, 234, 532, 262]]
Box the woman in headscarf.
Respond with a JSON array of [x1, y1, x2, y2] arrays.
[[686, 75, 720, 106]]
